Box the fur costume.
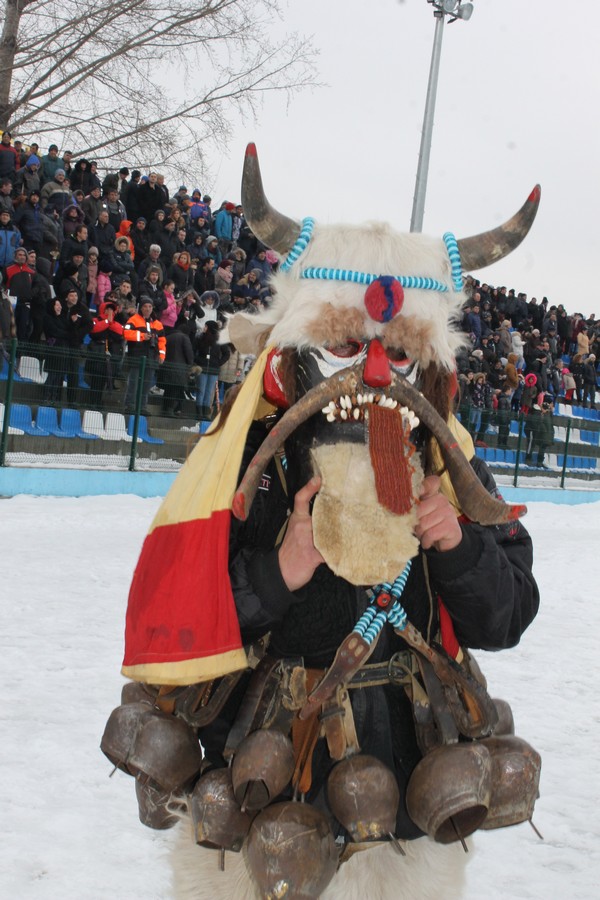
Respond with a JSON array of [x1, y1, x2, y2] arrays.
[[103, 145, 542, 900]]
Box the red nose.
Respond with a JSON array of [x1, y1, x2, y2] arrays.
[[363, 339, 391, 387]]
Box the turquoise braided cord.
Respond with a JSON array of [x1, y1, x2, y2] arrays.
[[443, 232, 464, 292], [280, 217, 315, 272], [386, 601, 408, 631], [353, 605, 378, 638], [300, 267, 449, 293], [363, 610, 389, 645], [390, 560, 412, 597]]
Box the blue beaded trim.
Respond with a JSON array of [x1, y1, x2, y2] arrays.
[[443, 232, 463, 292], [279, 217, 463, 294], [301, 267, 449, 293], [352, 561, 412, 647], [280, 216, 315, 272]]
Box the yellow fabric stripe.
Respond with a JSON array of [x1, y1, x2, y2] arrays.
[[432, 414, 474, 516], [149, 348, 274, 532], [122, 647, 249, 686]]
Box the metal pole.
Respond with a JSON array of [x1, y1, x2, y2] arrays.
[[410, 9, 446, 233]]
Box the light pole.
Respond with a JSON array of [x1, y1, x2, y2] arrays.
[[410, 0, 474, 233]]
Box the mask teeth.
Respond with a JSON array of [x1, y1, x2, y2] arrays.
[[320, 394, 419, 429]]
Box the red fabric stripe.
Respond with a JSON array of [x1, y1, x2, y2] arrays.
[[437, 598, 460, 659], [123, 510, 242, 666]]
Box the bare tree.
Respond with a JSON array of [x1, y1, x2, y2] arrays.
[[0, 0, 316, 177]]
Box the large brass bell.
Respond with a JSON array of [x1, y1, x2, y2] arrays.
[[406, 743, 492, 844], [100, 701, 154, 775], [247, 802, 339, 900], [479, 735, 541, 830], [135, 779, 185, 830], [231, 729, 294, 812], [190, 768, 254, 853], [128, 708, 203, 792], [491, 698, 515, 736], [327, 754, 400, 841]]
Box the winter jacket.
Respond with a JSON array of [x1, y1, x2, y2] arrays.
[[138, 278, 167, 315], [91, 221, 117, 261], [162, 330, 194, 386], [13, 156, 41, 197], [40, 154, 62, 185], [88, 302, 125, 355], [214, 208, 233, 242], [0, 143, 20, 180], [194, 329, 230, 374], [123, 312, 166, 361], [199, 425, 539, 838], [0, 222, 21, 267], [5, 262, 35, 302], [12, 200, 44, 247], [41, 180, 73, 216], [62, 300, 93, 348]]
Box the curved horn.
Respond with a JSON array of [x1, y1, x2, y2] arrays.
[[457, 185, 541, 272], [232, 367, 525, 527], [241, 143, 302, 255]]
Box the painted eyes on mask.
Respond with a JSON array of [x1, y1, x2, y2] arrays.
[[326, 340, 365, 358]]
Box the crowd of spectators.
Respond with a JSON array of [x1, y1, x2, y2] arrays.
[[457, 279, 600, 467], [0, 132, 274, 419], [1, 131, 599, 441]]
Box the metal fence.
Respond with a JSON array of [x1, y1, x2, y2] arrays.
[[1, 337, 599, 488], [0, 339, 208, 471]]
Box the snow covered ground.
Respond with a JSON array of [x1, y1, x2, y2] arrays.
[[1, 494, 599, 899]]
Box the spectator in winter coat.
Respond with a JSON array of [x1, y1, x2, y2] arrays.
[[148, 209, 166, 240], [6, 247, 35, 341], [467, 372, 492, 446], [230, 246, 247, 283], [582, 355, 598, 409], [40, 145, 61, 185], [62, 204, 85, 239], [60, 223, 89, 263], [497, 320, 513, 358], [0, 132, 20, 183], [69, 159, 95, 194], [504, 353, 520, 394], [138, 265, 167, 315], [496, 385, 513, 449], [525, 398, 554, 468], [30, 256, 52, 344], [123, 298, 166, 412], [246, 246, 272, 282], [204, 235, 222, 267], [41, 170, 73, 216], [158, 220, 179, 265], [95, 259, 113, 309], [137, 244, 165, 282], [12, 190, 44, 252], [194, 319, 230, 419], [0, 178, 14, 214], [194, 256, 216, 295], [104, 188, 127, 231], [61, 288, 93, 403], [218, 342, 244, 404], [42, 298, 70, 401], [85, 300, 125, 406], [80, 186, 104, 226], [214, 258, 234, 303], [86, 247, 99, 308], [214, 202, 235, 254], [107, 236, 136, 287], [91, 210, 117, 262], [160, 321, 195, 416], [137, 173, 165, 222], [131, 218, 150, 269], [13, 155, 41, 198], [166, 251, 194, 296], [0, 280, 16, 363], [577, 325, 590, 358], [0, 209, 21, 268], [159, 279, 178, 333]]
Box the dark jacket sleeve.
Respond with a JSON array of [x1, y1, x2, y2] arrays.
[[424, 457, 539, 651]]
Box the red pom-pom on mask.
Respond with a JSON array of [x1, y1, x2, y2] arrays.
[[364, 276, 404, 323]]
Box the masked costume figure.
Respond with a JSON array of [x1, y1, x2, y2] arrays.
[[103, 146, 542, 900]]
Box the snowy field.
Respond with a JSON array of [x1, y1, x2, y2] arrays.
[[1, 494, 599, 900]]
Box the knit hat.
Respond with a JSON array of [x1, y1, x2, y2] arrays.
[[250, 268, 263, 280], [55, 168, 66, 177], [26, 155, 41, 167], [225, 202, 236, 211]]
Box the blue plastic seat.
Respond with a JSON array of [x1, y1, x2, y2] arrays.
[[1, 357, 31, 382], [505, 450, 516, 464], [9, 403, 50, 436], [474, 446, 485, 460], [59, 408, 98, 439], [35, 406, 70, 437], [127, 415, 164, 445], [199, 421, 212, 435]]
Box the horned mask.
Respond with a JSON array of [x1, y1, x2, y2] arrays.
[[231, 144, 540, 585]]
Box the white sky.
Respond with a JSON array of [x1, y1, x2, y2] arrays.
[[207, 0, 600, 317]]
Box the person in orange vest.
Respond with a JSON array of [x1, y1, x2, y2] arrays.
[[123, 298, 165, 415]]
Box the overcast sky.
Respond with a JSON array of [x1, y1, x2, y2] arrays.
[[208, 0, 600, 317]]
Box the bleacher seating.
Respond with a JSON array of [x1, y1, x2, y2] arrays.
[[127, 415, 164, 445], [9, 403, 50, 436], [104, 412, 132, 441], [0, 402, 24, 435], [18, 357, 47, 384]]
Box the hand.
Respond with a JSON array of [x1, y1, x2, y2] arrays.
[[415, 475, 463, 553], [278, 477, 325, 591]]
